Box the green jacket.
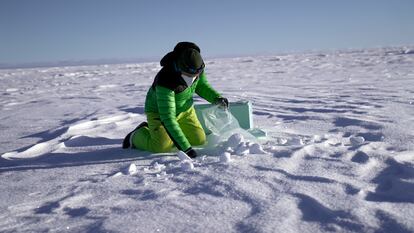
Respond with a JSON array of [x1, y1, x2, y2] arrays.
[[145, 56, 221, 151]]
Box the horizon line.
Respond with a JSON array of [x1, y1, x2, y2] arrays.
[[1, 44, 412, 70]]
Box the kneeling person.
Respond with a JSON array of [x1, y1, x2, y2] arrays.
[[122, 42, 228, 158]]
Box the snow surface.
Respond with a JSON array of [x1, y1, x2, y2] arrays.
[[1, 47, 414, 232]]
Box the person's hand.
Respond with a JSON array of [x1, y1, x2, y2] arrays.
[[214, 97, 229, 109], [184, 147, 198, 158]]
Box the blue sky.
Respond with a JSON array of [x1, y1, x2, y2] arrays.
[[1, 0, 413, 64]]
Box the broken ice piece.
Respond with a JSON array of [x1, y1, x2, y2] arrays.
[[249, 143, 266, 154], [127, 163, 138, 175], [196, 155, 207, 162], [326, 138, 342, 146], [235, 142, 249, 155], [220, 152, 232, 163], [246, 141, 254, 147], [288, 138, 304, 146], [225, 147, 234, 153], [277, 138, 288, 145], [151, 162, 166, 171], [312, 135, 322, 143], [269, 146, 278, 151], [350, 136, 365, 146], [177, 151, 191, 161], [181, 160, 194, 171], [227, 133, 244, 148], [112, 172, 123, 178]]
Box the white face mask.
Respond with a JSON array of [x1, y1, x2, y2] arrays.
[[181, 73, 197, 86]]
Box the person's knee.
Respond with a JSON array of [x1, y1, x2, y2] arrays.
[[151, 140, 173, 153], [189, 132, 206, 146]]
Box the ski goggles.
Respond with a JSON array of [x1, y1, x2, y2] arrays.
[[180, 62, 205, 75]]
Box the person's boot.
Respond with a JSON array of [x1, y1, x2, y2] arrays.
[[122, 122, 148, 149]]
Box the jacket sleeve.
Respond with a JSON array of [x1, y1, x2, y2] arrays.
[[155, 86, 192, 151], [195, 72, 221, 103]]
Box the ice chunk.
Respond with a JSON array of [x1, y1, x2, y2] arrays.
[[6, 88, 19, 92], [151, 162, 166, 171], [325, 138, 341, 146], [288, 138, 304, 146], [234, 142, 249, 155], [227, 133, 244, 148], [181, 160, 194, 171], [111, 172, 123, 178], [245, 141, 254, 147], [350, 136, 365, 146], [225, 147, 234, 153], [195, 155, 207, 162], [404, 49, 414, 54], [277, 138, 288, 145], [220, 152, 232, 163], [177, 151, 191, 161], [312, 135, 322, 143], [249, 143, 266, 154], [127, 163, 138, 175]]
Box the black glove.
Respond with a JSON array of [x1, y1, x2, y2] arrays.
[[214, 97, 229, 109], [184, 147, 198, 158]]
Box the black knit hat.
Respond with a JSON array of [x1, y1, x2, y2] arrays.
[[159, 42, 205, 72], [176, 48, 205, 74], [174, 41, 201, 54]]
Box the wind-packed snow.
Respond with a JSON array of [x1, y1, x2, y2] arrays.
[[1, 47, 414, 232]]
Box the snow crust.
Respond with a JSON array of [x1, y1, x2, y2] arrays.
[[1, 47, 414, 232]]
